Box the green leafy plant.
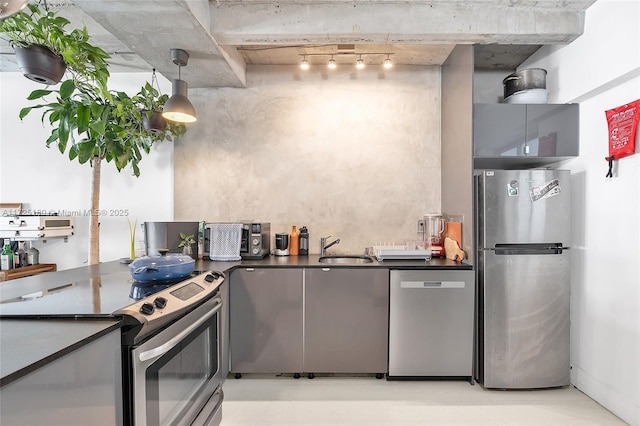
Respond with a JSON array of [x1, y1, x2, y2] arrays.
[[7, 4, 188, 265], [178, 233, 196, 248], [18, 78, 187, 264], [133, 81, 186, 137], [19, 80, 184, 177], [0, 3, 110, 88]]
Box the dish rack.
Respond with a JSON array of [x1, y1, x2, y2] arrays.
[[372, 243, 432, 261]]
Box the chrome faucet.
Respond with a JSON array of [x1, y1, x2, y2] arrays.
[[320, 236, 340, 256]]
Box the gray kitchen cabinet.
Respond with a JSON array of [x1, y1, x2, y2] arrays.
[[229, 268, 304, 373], [304, 268, 389, 374], [0, 328, 122, 425], [473, 103, 578, 169]]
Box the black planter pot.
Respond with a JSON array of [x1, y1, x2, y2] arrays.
[[142, 110, 167, 135], [14, 44, 67, 85]]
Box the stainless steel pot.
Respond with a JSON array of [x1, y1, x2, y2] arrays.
[[503, 68, 547, 99]]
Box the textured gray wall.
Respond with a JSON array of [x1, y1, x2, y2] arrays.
[[441, 45, 474, 262], [175, 65, 441, 254]]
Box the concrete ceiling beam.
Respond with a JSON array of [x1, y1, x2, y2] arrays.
[[210, 2, 588, 45], [72, 0, 247, 88]]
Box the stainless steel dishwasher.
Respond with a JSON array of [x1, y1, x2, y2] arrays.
[[388, 269, 474, 380]]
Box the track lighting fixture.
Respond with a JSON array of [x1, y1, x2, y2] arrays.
[[162, 48, 197, 124], [297, 51, 393, 71]]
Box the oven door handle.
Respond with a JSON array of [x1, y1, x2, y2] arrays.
[[139, 298, 223, 362]]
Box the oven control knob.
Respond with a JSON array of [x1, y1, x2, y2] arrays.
[[252, 238, 260, 246], [252, 247, 260, 255], [140, 303, 155, 316], [154, 297, 167, 309], [205, 274, 215, 283]]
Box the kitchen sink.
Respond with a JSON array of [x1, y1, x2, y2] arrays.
[[318, 255, 374, 264]]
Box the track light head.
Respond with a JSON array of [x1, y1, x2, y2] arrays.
[[383, 55, 393, 69], [300, 56, 309, 70]]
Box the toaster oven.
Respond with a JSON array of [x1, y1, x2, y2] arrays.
[[204, 222, 270, 260]]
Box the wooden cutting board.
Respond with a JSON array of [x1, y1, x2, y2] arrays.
[[0, 264, 57, 282]]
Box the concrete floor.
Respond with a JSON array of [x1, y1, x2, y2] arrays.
[[220, 375, 626, 426]]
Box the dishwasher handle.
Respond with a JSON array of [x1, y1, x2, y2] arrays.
[[399, 281, 465, 289]]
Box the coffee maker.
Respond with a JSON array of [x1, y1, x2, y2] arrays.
[[274, 233, 290, 256]]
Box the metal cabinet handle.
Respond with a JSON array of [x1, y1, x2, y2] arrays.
[[139, 298, 222, 362], [400, 281, 465, 289]]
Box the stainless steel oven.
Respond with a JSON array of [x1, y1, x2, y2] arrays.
[[118, 271, 226, 426]]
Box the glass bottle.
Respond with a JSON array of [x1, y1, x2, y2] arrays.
[[289, 226, 299, 256], [16, 242, 28, 268], [27, 241, 39, 266], [1, 241, 14, 270]]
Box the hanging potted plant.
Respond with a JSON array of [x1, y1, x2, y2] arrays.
[[134, 74, 169, 136], [0, 3, 110, 86]]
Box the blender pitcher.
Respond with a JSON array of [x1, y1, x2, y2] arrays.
[[425, 214, 445, 256]]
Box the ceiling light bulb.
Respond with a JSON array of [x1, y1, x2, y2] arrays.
[[328, 56, 337, 70], [300, 57, 309, 70], [383, 55, 393, 69], [356, 57, 365, 70]]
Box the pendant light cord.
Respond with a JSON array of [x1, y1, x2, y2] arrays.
[[151, 68, 162, 95]]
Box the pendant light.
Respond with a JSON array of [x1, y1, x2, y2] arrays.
[[356, 55, 365, 70], [0, 0, 29, 20], [162, 48, 197, 123]]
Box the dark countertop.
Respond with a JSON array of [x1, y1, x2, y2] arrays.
[[198, 253, 472, 271], [0, 317, 121, 388], [0, 254, 471, 386]]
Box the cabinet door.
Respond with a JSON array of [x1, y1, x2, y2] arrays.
[[229, 268, 303, 373], [473, 103, 526, 157], [525, 104, 579, 157], [304, 268, 389, 373]]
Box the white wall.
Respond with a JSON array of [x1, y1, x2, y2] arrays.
[[521, 1, 640, 424], [0, 73, 175, 270]]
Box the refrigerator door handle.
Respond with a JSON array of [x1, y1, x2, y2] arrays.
[[490, 243, 570, 255]]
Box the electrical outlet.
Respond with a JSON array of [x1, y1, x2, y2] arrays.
[[417, 220, 426, 233]]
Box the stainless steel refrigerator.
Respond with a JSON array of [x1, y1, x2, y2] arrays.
[[475, 169, 571, 389]]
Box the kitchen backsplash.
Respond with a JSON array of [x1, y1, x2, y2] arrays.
[[174, 65, 442, 254]]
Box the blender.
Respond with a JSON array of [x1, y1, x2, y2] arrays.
[[274, 233, 290, 256], [425, 214, 445, 257]]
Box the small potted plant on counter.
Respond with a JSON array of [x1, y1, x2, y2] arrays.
[[178, 233, 196, 257]]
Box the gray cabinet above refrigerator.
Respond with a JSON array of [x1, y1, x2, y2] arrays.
[[473, 103, 579, 169]]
